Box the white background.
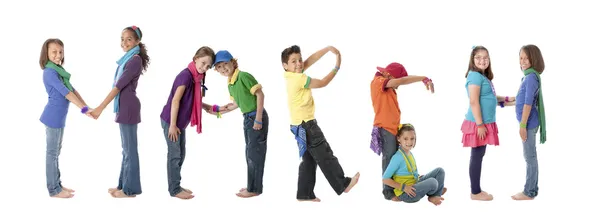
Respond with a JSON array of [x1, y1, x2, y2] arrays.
[[1, 0, 597, 220]]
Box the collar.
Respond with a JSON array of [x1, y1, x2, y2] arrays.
[[228, 69, 240, 85]]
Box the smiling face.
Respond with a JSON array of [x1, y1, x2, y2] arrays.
[[519, 49, 531, 71], [121, 29, 140, 52], [473, 49, 490, 71], [214, 60, 235, 77], [397, 130, 416, 153], [47, 42, 64, 65], [283, 53, 303, 73], [194, 55, 213, 73]]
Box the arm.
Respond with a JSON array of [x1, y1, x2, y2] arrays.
[[303, 46, 331, 71], [169, 86, 186, 128], [96, 87, 120, 111], [468, 85, 484, 125], [307, 48, 341, 89], [520, 75, 539, 127], [97, 56, 142, 111], [386, 76, 428, 88], [382, 155, 403, 189], [254, 89, 265, 122], [73, 89, 88, 107], [44, 69, 87, 109]]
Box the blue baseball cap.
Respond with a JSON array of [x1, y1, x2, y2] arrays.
[[214, 50, 234, 65]]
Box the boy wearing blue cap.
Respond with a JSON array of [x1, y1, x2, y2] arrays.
[[212, 50, 269, 198]]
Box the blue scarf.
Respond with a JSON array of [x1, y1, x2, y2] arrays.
[[113, 45, 140, 113]]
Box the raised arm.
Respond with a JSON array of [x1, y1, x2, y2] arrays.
[[303, 46, 331, 71], [307, 47, 341, 89], [385, 76, 431, 89]]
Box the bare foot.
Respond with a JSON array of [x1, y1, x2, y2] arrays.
[[239, 188, 247, 192], [442, 187, 447, 195], [391, 196, 401, 202], [62, 187, 75, 193], [174, 191, 194, 200], [471, 191, 493, 201], [51, 190, 74, 198], [344, 172, 360, 193], [110, 190, 136, 198], [511, 192, 534, 200], [182, 188, 193, 194], [108, 187, 119, 194], [236, 189, 260, 198], [428, 196, 444, 206], [298, 197, 321, 202]]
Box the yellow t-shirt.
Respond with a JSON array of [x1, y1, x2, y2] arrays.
[[284, 71, 315, 125]]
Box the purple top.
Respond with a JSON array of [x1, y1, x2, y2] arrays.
[[115, 55, 142, 124], [160, 68, 195, 130], [40, 68, 75, 128]]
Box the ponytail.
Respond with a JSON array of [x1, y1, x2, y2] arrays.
[[137, 42, 150, 72]]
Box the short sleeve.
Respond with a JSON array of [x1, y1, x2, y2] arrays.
[[174, 70, 193, 88], [466, 72, 484, 87], [383, 153, 403, 179], [43, 68, 71, 97], [371, 76, 389, 92], [115, 55, 142, 90], [240, 72, 262, 95], [299, 73, 311, 89]]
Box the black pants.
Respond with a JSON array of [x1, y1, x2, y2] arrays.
[[296, 119, 351, 200], [242, 110, 269, 194], [469, 145, 487, 194], [379, 128, 398, 200]]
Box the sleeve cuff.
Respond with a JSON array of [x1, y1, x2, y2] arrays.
[[250, 84, 262, 95]]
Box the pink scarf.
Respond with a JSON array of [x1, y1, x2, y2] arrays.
[[188, 61, 203, 134]]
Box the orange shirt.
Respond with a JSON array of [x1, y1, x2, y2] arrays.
[[371, 73, 401, 135]]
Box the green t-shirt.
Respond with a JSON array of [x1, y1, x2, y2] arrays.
[[228, 69, 262, 114]]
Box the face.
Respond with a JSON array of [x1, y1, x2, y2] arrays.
[[283, 53, 303, 73], [397, 130, 416, 152], [214, 61, 235, 77], [194, 56, 213, 73], [121, 30, 140, 52], [519, 49, 531, 71], [473, 50, 490, 71], [47, 42, 64, 65]]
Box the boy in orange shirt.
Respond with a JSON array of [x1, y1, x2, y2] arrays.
[[370, 62, 434, 201]]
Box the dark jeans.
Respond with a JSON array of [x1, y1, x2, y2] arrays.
[[469, 145, 487, 194], [297, 119, 351, 200], [379, 128, 398, 200], [243, 110, 269, 194], [117, 123, 142, 196], [161, 119, 187, 196]]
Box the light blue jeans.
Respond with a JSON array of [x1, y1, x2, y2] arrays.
[[522, 128, 539, 198], [399, 167, 446, 203], [46, 126, 65, 196], [116, 123, 142, 196]]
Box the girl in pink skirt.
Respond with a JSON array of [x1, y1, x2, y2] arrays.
[[461, 46, 514, 201]]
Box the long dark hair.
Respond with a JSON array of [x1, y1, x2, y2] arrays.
[[123, 26, 150, 72]]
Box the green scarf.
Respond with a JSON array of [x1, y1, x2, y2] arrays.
[[45, 61, 73, 92], [523, 68, 546, 144]]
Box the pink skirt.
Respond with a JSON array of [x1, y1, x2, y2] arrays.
[[461, 120, 499, 147]]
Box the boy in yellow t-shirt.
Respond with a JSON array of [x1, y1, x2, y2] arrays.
[[281, 45, 360, 202]]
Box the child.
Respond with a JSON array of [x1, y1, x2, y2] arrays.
[[281, 45, 360, 202], [461, 46, 514, 201], [382, 124, 446, 205], [159, 46, 216, 200], [39, 38, 93, 198], [89, 25, 150, 198], [369, 62, 434, 200], [211, 50, 269, 198], [511, 44, 546, 201]]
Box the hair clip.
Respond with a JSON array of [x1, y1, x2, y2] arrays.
[[472, 45, 477, 49], [131, 25, 138, 30]]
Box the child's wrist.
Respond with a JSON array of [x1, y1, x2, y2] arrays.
[[422, 77, 432, 84], [520, 122, 527, 128], [81, 106, 89, 114], [499, 101, 505, 108]]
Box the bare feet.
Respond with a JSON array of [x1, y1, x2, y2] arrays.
[[51, 190, 74, 198], [174, 190, 194, 200], [471, 191, 493, 201], [428, 196, 444, 206], [344, 172, 360, 193], [442, 187, 447, 195], [62, 187, 75, 193], [391, 196, 401, 202], [108, 187, 119, 194], [110, 190, 136, 198], [511, 192, 534, 200], [236, 189, 260, 198], [298, 197, 321, 202], [182, 188, 193, 194]]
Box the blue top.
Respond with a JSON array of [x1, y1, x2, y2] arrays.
[[40, 68, 73, 128], [515, 74, 540, 129], [383, 149, 419, 179], [464, 71, 497, 124]]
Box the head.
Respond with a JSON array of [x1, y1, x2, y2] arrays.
[[397, 123, 416, 152], [192, 46, 216, 74], [39, 38, 65, 69], [520, 44, 545, 74], [122, 26, 150, 72], [281, 45, 303, 73], [377, 62, 408, 79], [465, 46, 494, 80], [213, 50, 238, 77]]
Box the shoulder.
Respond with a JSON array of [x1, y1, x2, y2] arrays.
[[238, 70, 253, 78], [525, 73, 539, 82], [176, 68, 193, 82], [467, 71, 483, 79], [43, 68, 58, 78], [126, 55, 143, 66]]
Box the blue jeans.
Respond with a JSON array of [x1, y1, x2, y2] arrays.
[[399, 167, 446, 203], [45, 126, 64, 196], [522, 128, 539, 198], [116, 123, 142, 196], [161, 120, 187, 196], [243, 110, 269, 194]]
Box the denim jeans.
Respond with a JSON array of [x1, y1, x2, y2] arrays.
[[243, 110, 269, 194], [45, 126, 64, 196], [296, 119, 351, 200], [522, 127, 539, 198], [161, 120, 187, 196], [116, 123, 142, 196], [379, 128, 398, 200], [399, 167, 446, 203]]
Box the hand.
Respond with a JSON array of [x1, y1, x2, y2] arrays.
[[403, 184, 416, 198], [202, 105, 212, 112], [253, 119, 263, 130], [89, 107, 103, 119], [519, 127, 527, 142], [508, 96, 516, 102], [168, 125, 181, 142], [477, 125, 487, 140], [84, 108, 94, 118], [504, 101, 516, 106], [425, 81, 435, 93]]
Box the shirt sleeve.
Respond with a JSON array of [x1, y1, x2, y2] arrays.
[[300, 73, 311, 89], [383, 153, 403, 179], [372, 76, 389, 92], [240, 72, 262, 95], [523, 74, 540, 105], [466, 72, 484, 86], [115, 55, 142, 90], [43, 68, 71, 97]]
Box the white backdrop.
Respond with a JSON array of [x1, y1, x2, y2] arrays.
[[1, 0, 597, 220]]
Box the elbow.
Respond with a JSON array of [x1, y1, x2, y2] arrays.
[[469, 99, 479, 106]]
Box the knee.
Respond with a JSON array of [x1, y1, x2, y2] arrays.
[[435, 167, 445, 174], [424, 178, 439, 191]]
